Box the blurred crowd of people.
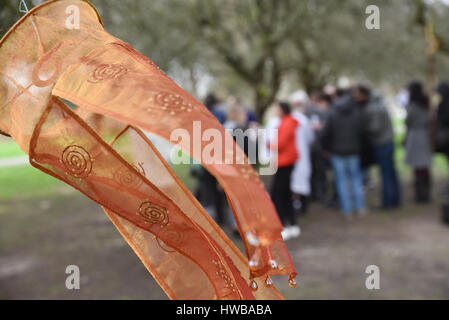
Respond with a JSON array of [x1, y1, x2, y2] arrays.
[[192, 80, 449, 241]]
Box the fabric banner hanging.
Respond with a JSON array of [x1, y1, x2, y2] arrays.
[[0, 0, 297, 299]]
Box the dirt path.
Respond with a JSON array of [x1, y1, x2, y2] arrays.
[[276, 201, 449, 299], [0, 187, 448, 299]]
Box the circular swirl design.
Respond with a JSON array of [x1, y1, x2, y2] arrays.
[[114, 163, 145, 189], [88, 64, 129, 83], [61, 145, 93, 179], [138, 201, 169, 226], [146, 91, 215, 119], [156, 226, 189, 253]]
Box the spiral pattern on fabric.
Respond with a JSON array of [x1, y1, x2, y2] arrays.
[[114, 163, 145, 189], [138, 201, 169, 226], [61, 145, 93, 179], [88, 63, 128, 83]]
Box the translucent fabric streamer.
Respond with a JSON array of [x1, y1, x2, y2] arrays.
[[0, 0, 296, 299]]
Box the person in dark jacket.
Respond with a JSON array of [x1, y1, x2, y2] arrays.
[[308, 93, 332, 203], [194, 93, 227, 225], [435, 82, 449, 157], [204, 93, 226, 124], [321, 93, 366, 218], [353, 85, 401, 209], [405, 81, 432, 203], [435, 82, 449, 216]]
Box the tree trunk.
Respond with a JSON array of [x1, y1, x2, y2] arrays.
[[253, 80, 280, 122], [254, 88, 269, 122]]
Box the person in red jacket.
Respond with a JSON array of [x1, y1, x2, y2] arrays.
[[269, 102, 300, 239]]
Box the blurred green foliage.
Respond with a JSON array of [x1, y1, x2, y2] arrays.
[[0, 0, 22, 36], [0, 140, 25, 157], [89, 0, 449, 117], [1, 1, 449, 119], [0, 164, 65, 200], [0, 138, 65, 200]]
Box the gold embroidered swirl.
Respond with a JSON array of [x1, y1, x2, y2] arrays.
[[88, 64, 129, 83], [114, 162, 145, 188], [61, 145, 93, 179], [137, 201, 169, 226], [156, 225, 189, 253]]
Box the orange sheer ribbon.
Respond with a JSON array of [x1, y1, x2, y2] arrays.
[[0, 0, 296, 299]]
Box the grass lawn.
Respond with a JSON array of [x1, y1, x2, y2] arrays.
[[0, 140, 26, 158], [0, 138, 71, 200], [0, 165, 69, 200], [0, 138, 196, 201], [1, 118, 448, 201]]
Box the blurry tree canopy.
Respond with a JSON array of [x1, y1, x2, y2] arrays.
[[1, 0, 449, 117], [414, 0, 449, 55], [0, 0, 23, 36]]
